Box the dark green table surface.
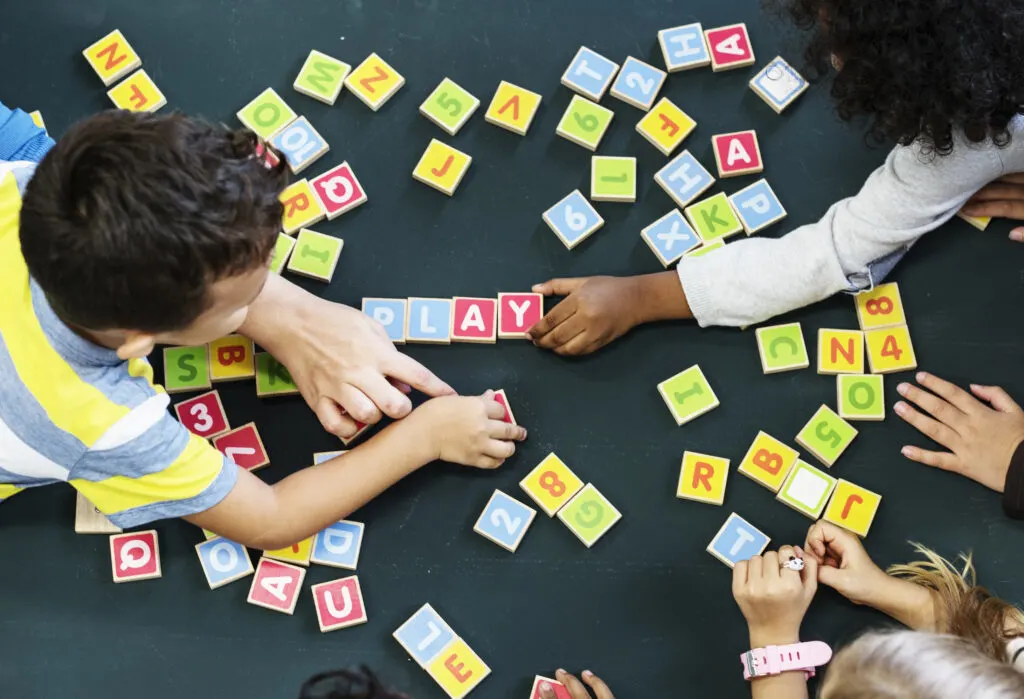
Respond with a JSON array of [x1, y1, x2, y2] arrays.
[[3, 2, 1024, 698]]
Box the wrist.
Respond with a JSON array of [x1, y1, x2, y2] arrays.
[[633, 272, 692, 324], [748, 625, 800, 648], [399, 407, 443, 464]]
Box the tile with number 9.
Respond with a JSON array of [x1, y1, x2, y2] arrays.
[[542, 190, 604, 249], [519, 453, 584, 517]]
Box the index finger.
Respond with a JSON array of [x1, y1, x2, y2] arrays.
[[582, 670, 615, 699], [915, 372, 983, 415], [528, 297, 577, 341], [382, 352, 456, 399], [556, 670, 593, 699]]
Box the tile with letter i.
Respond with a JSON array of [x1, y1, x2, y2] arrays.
[[591, 156, 637, 203], [174, 390, 230, 439], [543, 190, 604, 249], [428, 637, 491, 699], [107, 69, 166, 113], [958, 210, 991, 230], [657, 364, 719, 426], [413, 139, 472, 196], [255, 351, 300, 397], [195, 537, 253, 590], [29, 111, 45, 132], [293, 50, 351, 105], [685, 192, 743, 242], [636, 98, 696, 156], [865, 325, 917, 374], [855, 282, 906, 330], [610, 57, 667, 111], [209, 334, 255, 382], [75, 492, 121, 534], [519, 453, 584, 517], [658, 23, 710, 72], [796, 405, 858, 467], [705, 23, 755, 72], [756, 322, 809, 374], [83, 29, 142, 86], [247, 557, 306, 615], [823, 479, 882, 537], [451, 297, 497, 343], [280, 179, 326, 234], [287, 228, 343, 282], [313, 451, 346, 465], [213, 422, 270, 471], [498, 293, 543, 339], [684, 238, 726, 258], [238, 88, 297, 140], [712, 130, 763, 178], [163, 345, 211, 393], [556, 95, 614, 151], [473, 489, 537, 553], [311, 576, 368, 632], [362, 298, 408, 344], [270, 232, 295, 275], [750, 56, 808, 113], [561, 47, 620, 101], [730, 179, 787, 234], [264, 536, 314, 567], [837, 374, 885, 421], [677, 451, 730, 505], [420, 78, 480, 135], [311, 520, 364, 569], [394, 603, 457, 668], [110, 530, 161, 582], [817, 329, 865, 374], [706, 513, 769, 568], [737, 431, 800, 493], [655, 150, 715, 208], [557, 484, 622, 548], [492, 389, 516, 425], [777, 460, 838, 519], [531, 677, 573, 699], [310, 161, 368, 219], [406, 298, 453, 344], [269, 117, 329, 175], [641, 209, 700, 267], [344, 53, 405, 110], [484, 81, 542, 136]]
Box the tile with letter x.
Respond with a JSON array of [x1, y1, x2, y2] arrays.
[[294, 49, 351, 105], [655, 150, 715, 208], [658, 23, 710, 71], [256, 352, 300, 397], [777, 460, 838, 519], [657, 364, 719, 426], [420, 78, 480, 135], [561, 46, 620, 101], [163, 345, 211, 393], [796, 405, 858, 467], [394, 603, 457, 667], [837, 374, 885, 421], [110, 530, 162, 582], [610, 56, 667, 110], [707, 513, 769, 568], [543, 190, 604, 249], [557, 483, 622, 548], [237, 88, 297, 140], [174, 390, 230, 439], [344, 53, 405, 111], [473, 489, 537, 552], [556, 95, 614, 151], [750, 56, 808, 113], [520, 453, 584, 517], [677, 451, 729, 505], [730, 179, 786, 234], [641, 209, 700, 267], [287, 228, 343, 282], [756, 322, 809, 374], [83, 29, 141, 85]]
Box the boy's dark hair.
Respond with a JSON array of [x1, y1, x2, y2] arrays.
[[778, 0, 1024, 155], [20, 110, 287, 333], [299, 667, 410, 699]]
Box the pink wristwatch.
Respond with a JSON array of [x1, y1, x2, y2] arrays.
[[741, 641, 833, 680]]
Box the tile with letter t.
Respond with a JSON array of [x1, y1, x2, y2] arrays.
[[707, 513, 769, 568], [636, 98, 696, 156], [749, 56, 808, 113], [450, 297, 496, 343], [686, 193, 744, 242], [173, 390, 230, 439], [311, 576, 368, 632], [796, 405, 858, 467], [658, 23, 710, 71], [247, 557, 306, 615], [163, 345, 211, 393], [712, 130, 763, 178], [755, 322, 809, 374], [269, 116, 329, 175], [837, 374, 885, 421], [677, 451, 729, 505], [543, 190, 604, 250], [497, 293, 543, 339], [823, 479, 882, 537], [420, 78, 480, 135], [310, 161, 368, 219], [655, 150, 715, 208], [212, 422, 270, 471], [817, 329, 865, 374], [865, 325, 918, 374], [287, 228, 343, 282], [484, 80, 542, 136], [394, 603, 457, 668], [641, 209, 700, 267], [777, 460, 838, 519], [344, 53, 405, 111], [107, 70, 166, 112], [561, 47, 620, 101], [237, 88, 297, 140], [362, 298, 408, 344], [255, 352, 300, 397], [729, 179, 786, 234], [195, 537, 253, 590], [293, 49, 350, 105], [83, 29, 141, 85], [406, 298, 453, 344], [556, 95, 614, 151], [311, 520, 365, 569], [208, 334, 255, 382], [279, 179, 326, 234], [557, 483, 622, 548], [610, 56, 667, 110], [737, 431, 799, 493], [427, 637, 491, 699], [474, 489, 537, 553], [110, 530, 162, 582], [590, 156, 637, 203], [520, 453, 584, 517], [855, 282, 906, 330], [657, 364, 719, 426], [269, 233, 295, 275], [413, 139, 472, 196], [705, 23, 755, 72]]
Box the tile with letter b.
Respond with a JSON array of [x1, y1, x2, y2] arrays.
[[855, 282, 906, 330], [729, 179, 786, 234], [657, 365, 719, 426], [311, 576, 368, 632], [707, 513, 769, 568], [110, 530, 161, 582], [865, 325, 918, 374], [294, 50, 351, 105], [610, 56, 667, 111], [636, 98, 696, 156], [749, 56, 808, 113], [837, 375, 885, 421], [420, 78, 480, 135], [556, 95, 614, 151], [756, 322, 809, 374], [209, 334, 255, 382], [311, 520, 365, 569], [519, 453, 584, 517], [777, 460, 838, 519], [237, 88, 297, 140], [685, 192, 743, 241], [542, 190, 604, 249], [473, 489, 537, 552], [287, 228, 343, 282], [737, 431, 799, 493], [280, 179, 326, 234], [83, 29, 141, 85], [817, 329, 865, 374], [269, 117, 329, 175], [406, 298, 453, 344], [590, 156, 637, 203], [427, 637, 491, 699], [163, 345, 211, 393], [394, 603, 457, 667], [107, 70, 166, 113], [557, 483, 622, 548], [247, 557, 306, 614], [484, 81, 542, 136], [677, 451, 729, 505], [655, 150, 715, 208], [712, 130, 763, 177], [823, 479, 881, 536], [705, 23, 755, 72], [561, 47, 620, 101], [362, 298, 407, 343], [796, 405, 858, 467], [344, 53, 405, 111], [641, 209, 700, 267], [195, 537, 253, 589], [658, 23, 710, 71], [413, 139, 472, 196], [270, 233, 295, 274]]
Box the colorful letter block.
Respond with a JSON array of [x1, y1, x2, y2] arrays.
[[705, 23, 756, 72], [837, 374, 885, 421], [817, 329, 865, 374], [344, 53, 405, 111], [707, 513, 769, 568], [29, 111, 45, 131], [420, 78, 480, 135], [264, 536, 314, 567], [684, 238, 726, 258], [341, 417, 371, 447], [636, 98, 696, 156], [362, 298, 408, 343], [796, 405, 858, 467], [473, 489, 537, 553], [531, 677, 573, 699], [677, 451, 730, 505], [107, 69, 166, 113], [498, 293, 543, 338], [270, 232, 296, 274], [777, 460, 838, 519], [406, 298, 453, 344], [312, 576, 368, 632], [561, 47, 620, 101], [174, 390, 230, 439], [542, 189, 605, 249], [737, 431, 800, 493], [756, 322, 809, 373], [750, 56, 808, 113], [394, 603, 457, 667], [556, 95, 614, 151], [451, 297, 497, 343], [310, 161, 367, 219], [75, 492, 121, 534], [311, 520, 364, 569], [280, 179, 326, 234], [685, 192, 743, 242], [269, 117, 329, 175], [655, 150, 715, 208], [493, 389, 517, 425], [294, 50, 351, 105], [557, 483, 622, 548], [208, 334, 255, 382], [247, 557, 306, 614], [212, 422, 270, 471], [610, 57, 667, 110], [641, 210, 701, 267], [958, 210, 991, 230], [427, 638, 491, 699], [313, 451, 346, 465], [484, 81, 542, 135], [83, 29, 142, 85], [255, 352, 300, 397], [658, 23, 711, 71], [520, 453, 584, 517], [712, 130, 763, 177], [110, 530, 161, 582], [195, 537, 253, 589], [855, 282, 906, 330], [729, 179, 786, 234], [237, 88, 297, 140], [823, 479, 882, 536], [413, 139, 472, 196], [591, 156, 637, 203], [865, 325, 917, 374], [657, 365, 719, 425], [287, 228, 343, 282], [163, 345, 211, 393]]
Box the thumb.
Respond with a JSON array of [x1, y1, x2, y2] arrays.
[[800, 551, 819, 598], [815, 562, 847, 592], [971, 384, 1023, 413], [533, 277, 587, 297]]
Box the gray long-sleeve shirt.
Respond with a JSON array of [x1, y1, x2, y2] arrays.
[[678, 116, 1024, 327]]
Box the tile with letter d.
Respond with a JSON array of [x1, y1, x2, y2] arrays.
[[163, 345, 211, 393], [837, 374, 885, 421], [107, 70, 166, 113], [237, 88, 297, 140], [777, 460, 838, 519], [247, 557, 306, 614], [707, 513, 769, 568], [655, 150, 715, 208], [311, 520, 365, 569], [362, 298, 407, 343], [556, 95, 614, 151], [610, 56, 667, 110], [310, 161, 368, 219], [311, 576, 368, 632], [269, 116, 329, 174], [110, 530, 161, 582], [729, 179, 786, 234], [344, 53, 405, 111], [641, 209, 700, 267], [677, 451, 729, 505], [658, 23, 710, 71], [428, 637, 491, 699], [543, 190, 604, 249], [865, 325, 917, 374], [823, 479, 881, 537], [705, 23, 755, 72], [749, 56, 808, 113], [737, 431, 799, 493], [636, 98, 696, 156], [287, 228, 343, 282], [796, 405, 857, 467], [394, 603, 457, 667], [195, 536, 253, 589], [520, 453, 584, 517], [657, 364, 719, 425], [208, 334, 255, 382], [561, 47, 620, 101], [755, 322, 808, 374], [473, 489, 537, 552], [420, 78, 480, 135], [406, 298, 453, 344], [294, 50, 350, 105], [557, 483, 622, 548], [83, 29, 141, 85], [855, 282, 906, 330]]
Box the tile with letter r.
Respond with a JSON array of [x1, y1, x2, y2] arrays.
[[686, 192, 743, 241], [163, 345, 211, 393], [556, 95, 614, 151], [269, 116, 329, 175], [173, 390, 230, 439], [311, 576, 368, 632], [484, 80, 542, 135], [641, 209, 700, 267], [344, 53, 405, 111], [777, 460, 838, 519], [237, 88, 297, 140], [561, 46, 620, 101], [542, 190, 604, 249], [311, 520, 365, 569], [362, 298, 407, 343], [658, 23, 710, 71], [749, 56, 808, 113], [280, 179, 326, 234], [865, 325, 917, 374], [256, 351, 300, 397], [756, 322, 809, 374], [287, 228, 343, 282], [413, 139, 472, 196], [270, 233, 295, 274], [823, 479, 881, 536], [657, 364, 719, 425], [855, 282, 906, 330], [796, 404, 858, 467], [107, 69, 166, 112], [294, 49, 351, 105], [610, 56, 667, 110], [636, 97, 696, 156], [557, 483, 622, 548], [420, 77, 480, 135], [473, 489, 537, 552], [677, 451, 729, 505], [737, 431, 799, 493], [394, 603, 457, 667], [818, 329, 865, 374], [519, 453, 584, 517], [707, 513, 769, 568], [712, 130, 763, 177], [837, 374, 885, 421], [729, 179, 786, 234], [195, 536, 253, 589], [406, 298, 453, 344], [209, 334, 255, 382], [705, 23, 755, 72], [110, 530, 162, 582], [655, 150, 715, 208], [83, 29, 141, 85], [427, 637, 491, 699], [590, 156, 636, 203], [310, 161, 368, 219]]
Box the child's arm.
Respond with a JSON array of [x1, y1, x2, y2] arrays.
[[0, 101, 53, 163]]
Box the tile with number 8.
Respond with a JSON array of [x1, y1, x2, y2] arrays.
[[519, 453, 584, 517], [473, 490, 537, 553], [557, 483, 622, 548], [543, 190, 604, 249], [657, 365, 719, 426], [556, 95, 614, 151], [855, 283, 906, 330], [420, 78, 480, 135]]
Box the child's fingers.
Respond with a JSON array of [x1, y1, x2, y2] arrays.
[[762, 551, 781, 580], [313, 396, 360, 439], [535, 316, 587, 351], [894, 401, 960, 451], [1010, 227, 1024, 243], [803, 523, 827, 562], [732, 560, 749, 596], [915, 372, 982, 414], [581, 670, 615, 699], [900, 445, 961, 473], [532, 278, 589, 297], [801, 555, 819, 597], [966, 181, 1024, 203], [472, 455, 505, 470], [970, 384, 1024, 413], [482, 393, 505, 420], [961, 199, 1024, 219], [747, 554, 764, 583], [482, 439, 516, 460], [529, 300, 578, 343], [896, 382, 966, 426], [555, 669, 592, 699], [487, 421, 528, 442], [553, 330, 598, 357]]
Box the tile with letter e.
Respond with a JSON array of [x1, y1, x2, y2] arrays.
[[413, 139, 472, 196], [163, 345, 211, 393], [796, 405, 857, 467], [195, 536, 253, 590], [420, 78, 480, 135], [247, 557, 306, 615], [756, 322, 809, 373], [498, 293, 543, 339], [311, 520, 364, 569], [561, 47, 620, 102], [473, 489, 537, 552], [557, 483, 622, 548], [543, 189, 604, 249], [777, 460, 838, 519], [269, 117, 329, 175], [310, 161, 368, 219], [749, 56, 808, 113], [837, 374, 885, 421], [823, 479, 882, 536], [311, 576, 368, 632], [264, 536, 314, 566], [818, 329, 865, 374], [107, 69, 166, 112], [707, 513, 769, 568], [213, 422, 270, 471], [406, 298, 453, 344], [712, 130, 763, 177], [610, 56, 667, 110], [677, 451, 729, 505], [520, 453, 584, 517], [636, 98, 696, 156], [685, 192, 743, 242], [294, 50, 351, 105], [655, 150, 715, 208], [287, 228, 343, 282], [255, 351, 300, 397], [110, 530, 161, 582], [451, 297, 496, 343], [591, 156, 637, 203], [428, 637, 491, 699], [705, 23, 755, 72], [362, 298, 407, 343], [209, 334, 255, 382], [657, 364, 719, 425], [865, 325, 917, 374], [556, 95, 614, 151], [642, 209, 700, 267], [344, 53, 405, 111], [174, 390, 230, 439], [394, 603, 457, 667], [270, 233, 295, 274], [83, 29, 141, 85], [855, 282, 906, 330], [658, 23, 710, 71], [485, 81, 542, 136], [237, 88, 297, 140], [280, 179, 326, 234], [729, 179, 786, 234], [737, 431, 799, 493]]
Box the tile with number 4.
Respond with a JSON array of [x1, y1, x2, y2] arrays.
[[213, 422, 270, 471], [685, 192, 744, 242], [556, 95, 614, 151], [557, 483, 622, 548], [344, 53, 405, 111], [818, 329, 865, 374], [311, 161, 368, 219], [561, 47, 620, 101], [610, 57, 667, 111], [749, 56, 808, 113], [677, 451, 730, 505], [394, 603, 457, 668], [707, 513, 769, 568], [642, 209, 700, 267], [636, 98, 696, 156], [520, 453, 584, 517], [237, 88, 297, 140], [756, 322, 809, 374], [837, 374, 885, 421], [531, 676, 573, 699], [107, 69, 166, 113], [428, 637, 491, 699], [83, 29, 142, 85], [659, 23, 710, 71], [413, 139, 472, 196], [270, 233, 296, 274], [287, 228, 343, 282], [195, 537, 253, 589], [294, 50, 351, 105], [174, 390, 230, 439], [485, 81, 542, 136], [705, 23, 755, 72], [655, 150, 715, 208], [729, 179, 786, 234], [362, 298, 407, 344], [312, 576, 368, 632], [658, 364, 719, 426], [543, 190, 604, 249], [420, 78, 480, 135], [796, 405, 858, 467], [247, 557, 306, 614], [473, 489, 537, 552], [311, 520, 365, 569], [406, 298, 453, 344], [737, 431, 800, 493], [280, 179, 326, 234], [256, 352, 300, 397], [823, 479, 882, 537], [269, 117, 329, 175], [110, 530, 161, 582], [451, 297, 496, 343], [591, 156, 636, 203], [492, 389, 517, 425], [498, 293, 543, 339], [163, 345, 211, 393], [712, 130, 763, 178], [866, 325, 917, 374], [777, 460, 838, 519], [209, 334, 255, 382], [855, 283, 906, 330]]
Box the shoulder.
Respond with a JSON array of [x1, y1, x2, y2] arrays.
[[0, 160, 37, 196]]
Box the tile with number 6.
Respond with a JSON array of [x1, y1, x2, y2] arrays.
[[542, 190, 604, 249], [174, 390, 230, 439], [420, 78, 480, 135], [556, 95, 614, 151], [473, 489, 537, 552], [561, 47, 620, 101], [312, 576, 368, 632], [558, 483, 622, 548], [520, 453, 584, 517]]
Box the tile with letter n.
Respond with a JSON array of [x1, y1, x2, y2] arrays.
[[287, 228, 343, 282], [749, 56, 808, 113], [293, 50, 351, 105], [657, 364, 719, 425], [823, 479, 881, 537], [755, 322, 809, 374], [269, 116, 330, 175], [641, 209, 700, 267], [636, 97, 696, 156], [542, 190, 604, 249], [344, 53, 405, 111], [818, 329, 865, 374], [237, 88, 297, 140], [556, 95, 614, 151], [590, 156, 636, 203], [837, 374, 885, 421], [655, 150, 715, 208], [420, 78, 480, 135], [658, 23, 710, 72], [685, 192, 743, 242], [163, 345, 211, 393], [609, 56, 667, 111], [777, 460, 838, 519], [706, 513, 769, 568], [561, 47, 620, 102], [473, 489, 537, 553], [107, 69, 166, 113], [729, 179, 786, 234], [394, 603, 457, 668], [796, 405, 858, 467], [256, 352, 300, 397], [83, 29, 142, 85], [557, 483, 622, 548], [269, 233, 295, 274]]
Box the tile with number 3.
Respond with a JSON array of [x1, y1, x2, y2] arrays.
[[174, 390, 230, 438], [473, 489, 537, 552], [543, 190, 605, 249], [520, 453, 584, 517], [413, 139, 472, 196]]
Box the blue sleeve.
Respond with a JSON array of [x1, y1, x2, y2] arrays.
[[0, 102, 55, 163]]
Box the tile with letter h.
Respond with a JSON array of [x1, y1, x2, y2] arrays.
[[655, 150, 715, 209], [362, 298, 407, 343], [543, 190, 604, 249], [473, 489, 537, 553], [520, 453, 584, 517], [641, 209, 700, 267], [729, 179, 786, 234], [311, 575, 368, 632], [110, 530, 162, 582], [195, 536, 253, 589], [706, 513, 769, 568], [561, 47, 620, 101], [658, 23, 710, 71], [311, 520, 365, 569]]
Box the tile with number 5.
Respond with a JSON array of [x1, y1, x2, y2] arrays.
[[174, 390, 230, 438], [420, 78, 480, 135], [543, 190, 604, 249], [473, 489, 537, 552], [561, 47, 620, 101], [796, 405, 857, 467]]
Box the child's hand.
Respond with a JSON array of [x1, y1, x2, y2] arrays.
[[961, 173, 1024, 241], [528, 276, 643, 356], [539, 670, 614, 699], [803, 521, 888, 605], [895, 372, 1024, 492], [733, 546, 818, 646], [412, 391, 527, 469]]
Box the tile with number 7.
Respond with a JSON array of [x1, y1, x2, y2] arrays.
[[213, 422, 270, 471], [865, 325, 917, 374], [706, 513, 769, 568], [413, 139, 472, 196], [473, 489, 537, 552], [641, 209, 700, 267], [677, 451, 730, 505], [658, 23, 710, 72], [174, 390, 230, 439], [311, 162, 368, 219], [636, 98, 696, 156], [311, 576, 368, 632], [247, 557, 306, 614], [485, 80, 542, 135], [558, 483, 622, 548], [796, 405, 858, 467], [110, 530, 161, 582], [344, 53, 405, 111], [855, 283, 906, 330], [556, 95, 614, 151], [561, 47, 620, 102], [823, 479, 881, 537], [657, 364, 719, 426], [287, 228, 344, 282], [420, 78, 480, 135], [520, 453, 584, 517], [542, 190, 604, 249]]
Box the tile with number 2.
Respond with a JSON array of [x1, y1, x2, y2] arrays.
[[473, 489, 537, 553]]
